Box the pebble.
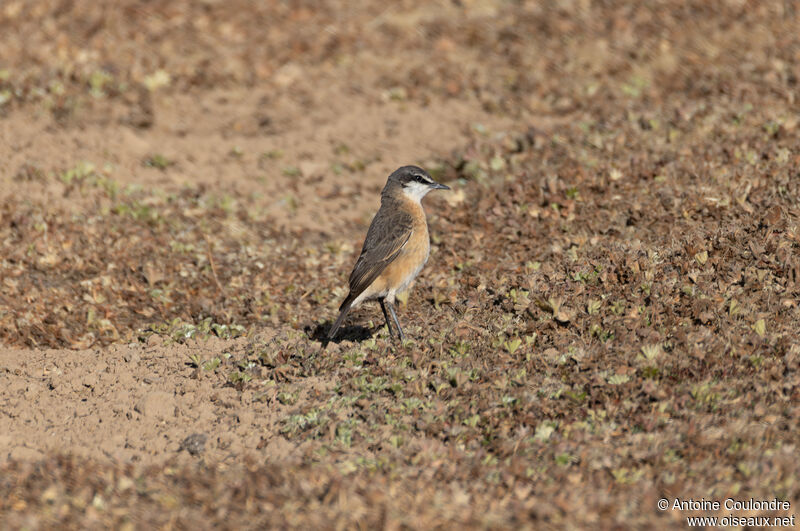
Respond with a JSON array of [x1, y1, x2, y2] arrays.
[[134, 391, 176, 419]]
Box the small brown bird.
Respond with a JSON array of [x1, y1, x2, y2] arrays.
[[328, 165, 450, 341]]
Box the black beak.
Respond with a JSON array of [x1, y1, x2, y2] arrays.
[[431, 182, 451, 190]]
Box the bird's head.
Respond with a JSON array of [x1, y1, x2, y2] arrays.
[[385, 165, 450, 202]]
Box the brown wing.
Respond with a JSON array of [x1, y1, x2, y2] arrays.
[[343, 205, 413, 307]]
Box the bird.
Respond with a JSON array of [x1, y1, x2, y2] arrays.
[[328, 165, 450, 342]]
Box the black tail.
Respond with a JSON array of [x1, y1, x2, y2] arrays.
[[328, 301, 353, 339]]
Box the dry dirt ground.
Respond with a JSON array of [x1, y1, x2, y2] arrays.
[[1, 1, 800, 529]]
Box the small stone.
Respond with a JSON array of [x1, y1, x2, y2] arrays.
[[100, 434, 127, 455], [134, 391, 175, 419], [10, 446, 44, 461], [117, 477, 135, 492], [179, 433, 207, 456], [298, 160, 326, 178], [82, 373, 98, 388], [40, 485, 59, 504], [237, 410, 255, 425], [122, 349, 140, 364]]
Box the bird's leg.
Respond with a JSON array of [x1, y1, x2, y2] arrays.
[[384, 300, 405, 342], [379, 298, 396, 339]]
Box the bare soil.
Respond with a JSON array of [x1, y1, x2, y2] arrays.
[[1, 1, 799, 529]]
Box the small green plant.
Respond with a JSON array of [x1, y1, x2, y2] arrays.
[[507, 288, 530, 305], [261, 149, 283, 160], [570, 264, 603, 284], [534, 422, 556, 442], [449, 341, 470, 358], [555, 453, 576, 467], [228, 371, 253, 385], [144, 154, 171, 170], [141, 318, 247, 344], [335, 421, 354, 447], [463, 414, 481, 427], [694, 251, 708, 265], [607, 373, 630, 385], [611, 467, 644, 484], [277, 391, 297, 405], [565, 389, 587, 403], [281, 409, 323, 436], [501, 395, 518, 407], [282, 166, 300, 177], [489, 156, 506, 172], [640, 343, 662, 361], [590, 324, 614, 342], [691, 381, 720, 409], [203, 358, 221, 371], [641, 366, 660, 379], [504, 338, 522, 354], [400, 397, 425, 412], [89, 70, 113, 97], [60, 161, 96, 185], [211, 323, 247, 339]]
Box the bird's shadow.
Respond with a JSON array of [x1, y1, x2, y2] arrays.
[[307, 322, 375, 346]]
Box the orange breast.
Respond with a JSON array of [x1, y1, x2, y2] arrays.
[[378, 199, 429, 293], [365, 199, 430, 298], [380, 228, 429, 289]]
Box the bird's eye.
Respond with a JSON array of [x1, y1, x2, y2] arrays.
[[414, 174, 428, 183]]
